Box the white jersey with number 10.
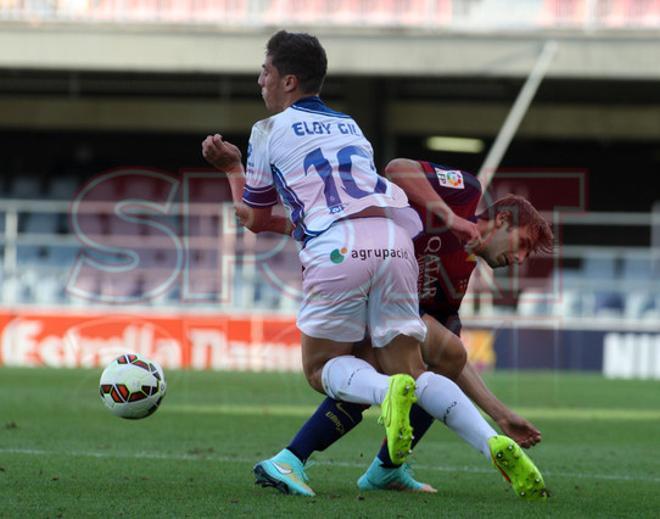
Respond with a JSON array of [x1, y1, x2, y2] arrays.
[[241, 96, 412, 242]]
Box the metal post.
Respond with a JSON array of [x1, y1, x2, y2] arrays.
[[3, 204, 19, 304], [477, 40, 559, 192]]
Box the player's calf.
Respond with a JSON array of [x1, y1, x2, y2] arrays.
[[420, 318, 467, 381]]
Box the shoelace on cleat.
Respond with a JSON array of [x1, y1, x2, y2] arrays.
[[378, 394, 392, 427], [401, 463, 415, 477], [396, 463, 423, 488], [295, 459, 318, 483]]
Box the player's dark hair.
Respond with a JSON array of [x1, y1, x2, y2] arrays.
[[266, 30, 327, 94], [479, 194, 554, 255]]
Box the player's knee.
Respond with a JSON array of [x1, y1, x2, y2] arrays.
[[376, 334, 426, 379], [352, 338, 380, 370], [443, 343, 468, 381], [427, 337, 467, 381], [302, 360, 326, 394]]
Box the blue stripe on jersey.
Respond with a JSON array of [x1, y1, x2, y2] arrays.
[[301, 227, 324, 245], [242, 184, 278, 207], [271, 164, 309, 241], [244, 184, 275, 193], [291, 96, 352, 119]]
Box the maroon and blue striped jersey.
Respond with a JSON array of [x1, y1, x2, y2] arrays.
[[411, 161, 482, 335]]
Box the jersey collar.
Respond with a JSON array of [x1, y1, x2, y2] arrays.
[[292, 95, 324, 110], [290, 96, 351, 118]]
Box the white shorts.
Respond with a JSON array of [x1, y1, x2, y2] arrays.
[[296, 216, 427, 348]]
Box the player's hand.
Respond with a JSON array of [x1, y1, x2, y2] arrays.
[[235, 204, 251, 227], [446, 213, 482, 252], [496, 411, 542, 449], [202, 134, 243, 172]]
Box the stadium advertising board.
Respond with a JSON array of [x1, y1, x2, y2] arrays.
[[0, 311, 300, 371], [0, 310, 493, 372], [490, 326, 660, 379], [2, 310, 658, 378]]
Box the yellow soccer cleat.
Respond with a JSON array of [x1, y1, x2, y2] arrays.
[[378, 374, 417, 465], [488, 435, 549, 501]]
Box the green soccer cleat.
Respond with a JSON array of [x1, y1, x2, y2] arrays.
[[253, 449, 316, 497], [357, 457, 437, 493], [488, 435, 549, 500], [378, 374, 417, 465]]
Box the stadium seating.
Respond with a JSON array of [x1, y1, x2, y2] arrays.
[[6, 0, 657, 29], [22, 212, 59, 234], [517, 288, 547, 316], [10, 177, 42, 199], [17, 245, 51, 265], [0, 168, 656, 320], [48, 176, 79, 200], [48, 245, 80, 267], [621, 254, 657, 320], [29, 271, 66, 305], [581, 253, 624, 316], [550, 268, 584, 318]]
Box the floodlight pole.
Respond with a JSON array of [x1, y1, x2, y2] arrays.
[[477, 40, 559, 192]]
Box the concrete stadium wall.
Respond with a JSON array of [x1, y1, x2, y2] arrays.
[[2, 23, 660, 79]]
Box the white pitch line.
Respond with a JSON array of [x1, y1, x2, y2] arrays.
[[162, 403, 660, 422], [2, 447, 659, 484]]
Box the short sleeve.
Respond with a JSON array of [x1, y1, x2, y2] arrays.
[[419, 161, 482, 217], [242, 124, 278, 208]]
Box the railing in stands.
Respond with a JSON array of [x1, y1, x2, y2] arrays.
[[0, 198, 658, 322]]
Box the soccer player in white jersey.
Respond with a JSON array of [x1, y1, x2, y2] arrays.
[[202, 30, 500, 497]]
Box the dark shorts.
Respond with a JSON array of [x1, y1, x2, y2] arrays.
[[419, 307, 462, 337]]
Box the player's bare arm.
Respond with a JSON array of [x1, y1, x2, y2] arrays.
[[234, 205, 293, 235], [354, 311, 541, 448], [384, 158, 482, 249], [353, 316, 542, 450], [202, 133, 291, 235], [421, 313, 541, 448], [457, 361, 541, 448]]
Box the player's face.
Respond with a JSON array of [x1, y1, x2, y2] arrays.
[[258, 55, 287, 113], [478, 223, 534, 269]]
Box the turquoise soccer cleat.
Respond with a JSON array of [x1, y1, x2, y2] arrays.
[[253, 449, 316, 497], [357, 457, 437, 493], [488, 435, 549, 500], [378, 374, 417, 465]]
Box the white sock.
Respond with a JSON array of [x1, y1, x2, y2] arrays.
[[415, 371, 496, 459], [321, 355, 389, 405]]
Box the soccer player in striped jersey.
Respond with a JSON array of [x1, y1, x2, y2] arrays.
[[355, 159, 553, 497]]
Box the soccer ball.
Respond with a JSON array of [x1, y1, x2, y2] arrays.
[[99, 353, 167, 419]]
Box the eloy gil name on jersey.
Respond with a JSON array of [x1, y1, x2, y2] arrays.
[[291, 121, 362, 137]]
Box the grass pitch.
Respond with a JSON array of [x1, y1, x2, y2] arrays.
[[1, 368, 659, 518]]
